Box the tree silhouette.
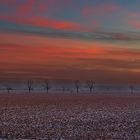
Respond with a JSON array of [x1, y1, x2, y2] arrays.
[[4, 85, 12, 93], [44, 80, 50, 93], [74, 80, 80, 93], [27, 80, 33, 93], [130, 85, 134, 94], [61, 85, 66, 93], [62, 87, 65, 93], [86, 80, 95, 93]]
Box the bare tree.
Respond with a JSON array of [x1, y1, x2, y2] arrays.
[[130, 85, 134, 94], [61, 85, 65, 93], [4, 85, 12, 93], [86, 80, 95, 93], [27, 80, 33, 93], [74, 80, 80, 93], [44, 80, 50, 93]]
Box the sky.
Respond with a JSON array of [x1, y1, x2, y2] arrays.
[[0, 0, 140, 84]]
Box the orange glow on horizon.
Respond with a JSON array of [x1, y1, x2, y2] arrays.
[[0, 32, 140, 83]]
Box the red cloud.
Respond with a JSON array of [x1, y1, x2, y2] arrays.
[[126, 12, 140, 29], [82, 4, 119, 28], [18, 0, 34, 15], [0, 15, 90, 32], [44, 0, 72, 8], [17, 0, 69, 14], [1, 31, 140, 82], [83, 4, 119, 16], [46, 0, 58, 7], [129, 12, 140, 18], [129, 20, 140, 29], [38, 2, 47, 13], [0, 38, 140, 82], [0, 0, 16, 5], [18, 0, 54, 14]]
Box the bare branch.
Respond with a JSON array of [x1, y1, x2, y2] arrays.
[[4, 84, 12, 93], [27, 80, 33, 93], [129, 85, 134, 94], [74, 80, 80, 93], [86, 80, 95, 93], [44, 80, 50, 93]]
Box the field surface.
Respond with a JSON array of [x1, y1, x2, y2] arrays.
[[0, 93, 140, 140]]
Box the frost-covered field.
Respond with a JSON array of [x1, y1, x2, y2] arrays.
[[0, 93, 140, 139]]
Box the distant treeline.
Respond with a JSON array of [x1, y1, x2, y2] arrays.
[[0, 79, 138, 94]]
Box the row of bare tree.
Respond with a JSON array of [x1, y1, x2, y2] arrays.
[[2, 80, 135, 94], [27, 80, 51, 93], [75, 80, 95, 93], [27, 80, 95, 93], [2, 80, 95, 93]]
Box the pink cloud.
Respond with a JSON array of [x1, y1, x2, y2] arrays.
[[129, 20, 140, 29], [0, 0, 16, 5], [38, 2, 47, 13], [83, 4, 119, 16], [45, 0, 72, 8], [81, 4, 119, 29], [18, 0, 34, 15], [126, 12, 140, 29], [17, 0, 71, 15], [0, 15, 90, 32], [129, 12, 140, 18]]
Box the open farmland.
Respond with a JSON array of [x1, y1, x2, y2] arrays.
[[0, 93, 140, 139]]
